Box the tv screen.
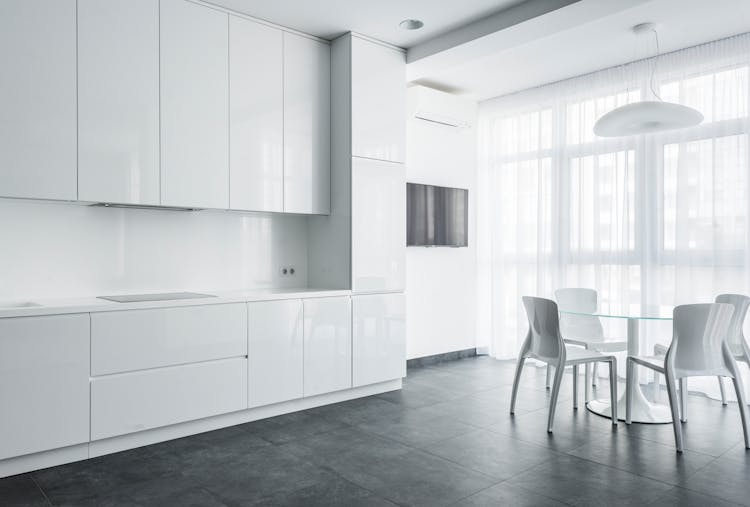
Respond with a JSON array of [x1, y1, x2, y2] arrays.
[[407, 183, 468, 247]]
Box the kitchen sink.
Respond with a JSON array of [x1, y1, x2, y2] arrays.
[[97, 292, 216, 303], [0, 301, 42, 309]]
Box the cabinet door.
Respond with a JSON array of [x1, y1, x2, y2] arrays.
[[161, 0, 229, 209], [283, 33, 330, 215], [351, 37, 405, 164], [248, 300, 303, 407], [229, 16, 283, 212], [303, 297, 351, 397], [0, 0, 76, 200], [78, 0, 160, 205], [352, 293, 406, 387], [352, 157, 406, 293], [0, 314, 89, 460]]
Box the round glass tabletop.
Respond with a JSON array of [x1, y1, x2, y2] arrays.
[[559, 303, 673, 320]]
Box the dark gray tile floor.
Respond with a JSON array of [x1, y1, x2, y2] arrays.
[[3, 356, 750, 506]]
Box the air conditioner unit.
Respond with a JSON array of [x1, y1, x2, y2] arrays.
[[410, 85, 472, 128]]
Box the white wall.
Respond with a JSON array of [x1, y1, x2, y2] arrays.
[[406, 86, 478, 359], [0, 199, 308, 300]]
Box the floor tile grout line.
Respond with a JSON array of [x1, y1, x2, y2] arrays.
[[29, 475, 53, 507]]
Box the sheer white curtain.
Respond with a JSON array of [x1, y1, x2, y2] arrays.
[[477, 34, 750, 400]]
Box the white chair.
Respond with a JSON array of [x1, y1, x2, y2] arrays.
[[551, 288, 627, 402], [653, 294, 750, 415], [626, 303, 750, 453], [511, 296, 618, 433]]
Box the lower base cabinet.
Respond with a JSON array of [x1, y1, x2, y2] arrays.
[[0, 314, 90, 460], [303, 296, 352, 396], [248, 299, 304, 407], [91, 357, 247, 440], [352, 293, 406, 387]]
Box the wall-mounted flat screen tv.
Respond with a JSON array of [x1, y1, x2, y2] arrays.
[[407, 183, 468, 247]]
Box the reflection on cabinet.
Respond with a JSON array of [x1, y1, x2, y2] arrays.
[[0, 314, 89, 460], [229, 16, 283, 212], [91, 357, 247, 440], [78, 0, 160, 205], [352, 157, 406, 293], [160, 0, 229, 209], [248, 300, 304, 407], [91, 303, 247, 376], [351, 37, 405, 164], [352, 293, 406, 387], [283, 33, 331, 215], [0, 0, 77, 201], [303, 297, 352, 397]]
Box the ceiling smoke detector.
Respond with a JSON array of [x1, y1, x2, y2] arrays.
[[399, 19, 424, 30]]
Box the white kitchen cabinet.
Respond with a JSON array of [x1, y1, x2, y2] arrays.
[[229, 16, 283, 212], [91, 303, 247, 375], [0, 0, 76, 201], [351, 37, 405, 164], [91, 357, 247, 440], [283, 33, 331, 215], [352, 293, 406, 387], [0, 314, 89, 460], [160, 0, 229, 209], [352, 157, 406, 293], [78, 0, 160, 205], [303, 297, 351, 397], [248, 299, 303, 407]]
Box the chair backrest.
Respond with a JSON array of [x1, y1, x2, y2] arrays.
[[521, 296, 565, 362], [667, 303, 735, 377], [555, 288, 604, 342], [715, 294, 750, 357]]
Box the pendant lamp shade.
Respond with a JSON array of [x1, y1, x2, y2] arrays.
[[593, 101, 704, 137]]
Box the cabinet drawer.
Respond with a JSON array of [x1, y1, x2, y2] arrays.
[[91, 303, 247, 375], [91, 357, 247, 440]]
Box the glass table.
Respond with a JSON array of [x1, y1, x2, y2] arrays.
[[560, 304, 673, 424]]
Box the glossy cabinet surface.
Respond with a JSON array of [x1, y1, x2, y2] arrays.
[[0, 314, 89, 460], [91, 303, 247, 375], [283, 33, 331, 214], [352, 293, 406, 387], [78, 0, 160, 205], [303, 297, 352, 397], [91, 357, 247, 440], [0, 0, 77, 201], [351, 37, 405, 164], [229, 16, 283, 212], [352, 157, 406, 293], [248, 299, 304, 407], [160, 0, 229, 208]]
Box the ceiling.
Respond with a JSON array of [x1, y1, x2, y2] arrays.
[[205, 0, 524, 47], [407, 0, 750, 100]]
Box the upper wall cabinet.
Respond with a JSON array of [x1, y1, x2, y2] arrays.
[[78, 0, 160, 205], [283, 33, 331, 215], [229, 16, 283, 212], [0, 0, 77, 201], [161, 0, 229, 209], [351, 37, 405, 164]]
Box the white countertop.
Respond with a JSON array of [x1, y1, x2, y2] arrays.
[[0, 288, 352, 319]]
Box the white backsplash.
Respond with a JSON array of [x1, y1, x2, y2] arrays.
[[0, 199, 309, 300]]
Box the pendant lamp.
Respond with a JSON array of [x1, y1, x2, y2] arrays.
[[593, 23, 703, 138]]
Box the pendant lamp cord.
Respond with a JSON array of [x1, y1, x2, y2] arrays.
[[649, 28, 663, 101]]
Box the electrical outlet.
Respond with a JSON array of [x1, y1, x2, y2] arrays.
[[279, 266, 297, 277]]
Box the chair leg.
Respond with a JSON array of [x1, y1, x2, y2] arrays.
[[547, 362, 565, 433], [718, 376, 727, 406], [626, 358, 634, 424], [592, 361, 599, 388], [584, 363, 591, 403], [666, 372, 684, 452], [545, 365, 552, 390], [652, 371, 660, 402], [731, 376, 750, 449], [608, 359, 618, 425], [510, 357, 526, 415], [679, 378, 688, 422], [572, 365, 579, 410]]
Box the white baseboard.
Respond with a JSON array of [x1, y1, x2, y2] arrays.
[[0, 378, 402, 478]]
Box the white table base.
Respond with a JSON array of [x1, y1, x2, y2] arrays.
[[585, 317, 672, 424]]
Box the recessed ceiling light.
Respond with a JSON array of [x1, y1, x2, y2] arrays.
[[399, 19, 424, 30]]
